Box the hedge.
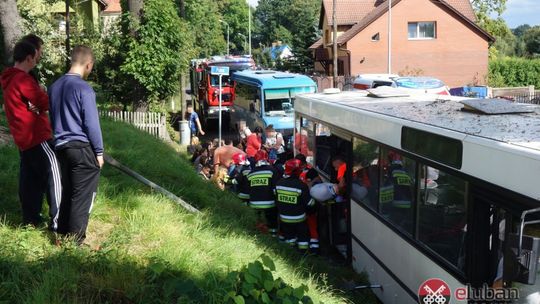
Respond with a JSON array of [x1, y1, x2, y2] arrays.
[[488, 57, 540, 88]]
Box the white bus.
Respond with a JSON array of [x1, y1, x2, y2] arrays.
[[294, 91, 540, 304]]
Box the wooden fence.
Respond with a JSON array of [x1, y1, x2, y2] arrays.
[[99, 111, 170, 141]]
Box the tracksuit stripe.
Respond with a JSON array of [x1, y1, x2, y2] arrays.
[[41, 142, 62, 230]]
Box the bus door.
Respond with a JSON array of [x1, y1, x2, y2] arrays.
[[314, 122, 353, 261]]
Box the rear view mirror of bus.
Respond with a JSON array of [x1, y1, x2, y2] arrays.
[[507, 233, 540, 285]]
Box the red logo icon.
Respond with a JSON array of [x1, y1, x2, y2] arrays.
[[418, 278, 451, 304]]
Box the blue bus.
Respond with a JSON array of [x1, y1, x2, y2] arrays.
[[230, 70, 316, 144]]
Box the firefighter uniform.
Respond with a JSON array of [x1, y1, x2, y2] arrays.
[[248, 162, 279, 236], [299, 164, 320, 251], [276, 160, 315, 252], [233, 164, 251, 203]]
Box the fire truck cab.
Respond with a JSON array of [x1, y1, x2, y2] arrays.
[[189, 56, 256, 127]]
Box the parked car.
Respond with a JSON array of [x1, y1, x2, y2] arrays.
[[394, 76, 450, 95], [353, 74, 450, 95], [353, 74, 399, 90]]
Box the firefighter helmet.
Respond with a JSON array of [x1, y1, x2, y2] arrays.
[[232, 152, 247, 165], [284, 159, 303, 176], [254, 150, 268, 162]]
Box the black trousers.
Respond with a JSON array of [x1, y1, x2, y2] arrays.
[[56, 142, 100, 244], [281, 220, 309, 250], [19, 141, 62, 230]]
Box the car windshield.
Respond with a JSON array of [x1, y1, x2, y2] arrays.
[[395, 77, 444, 89]]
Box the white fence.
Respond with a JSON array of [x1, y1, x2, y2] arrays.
[[100, 111, 170, 141]]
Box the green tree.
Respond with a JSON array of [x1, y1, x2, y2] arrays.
[[254, 0, 320, 72], [523, 26, 540, 57], [120, 0, 195, 108], [0, 0, 22, 64], [471, 0, 511, 58], [218, 0, 250, 54], [183, 0, 226, 57]]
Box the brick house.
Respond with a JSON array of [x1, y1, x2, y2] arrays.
[[310, 0, 494, 87]]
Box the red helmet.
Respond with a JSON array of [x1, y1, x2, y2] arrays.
[[254, 150, 268, 162], [232, 152, 247, 165], [284, 159, 303, 176]]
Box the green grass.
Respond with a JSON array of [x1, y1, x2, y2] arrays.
[[0, 116, 377, 304]]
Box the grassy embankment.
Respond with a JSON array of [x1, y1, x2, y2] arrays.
[[0, 114, 378, 303]]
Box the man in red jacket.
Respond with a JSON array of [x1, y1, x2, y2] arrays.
[[1, 40, 62, 230]]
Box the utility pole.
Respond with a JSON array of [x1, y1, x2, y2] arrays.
[[388, 0, 392, 74], [248, 1, 252, 56], [332, 0, 338, 88]]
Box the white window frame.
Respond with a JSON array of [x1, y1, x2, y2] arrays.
[[408, 21, 436, 40]]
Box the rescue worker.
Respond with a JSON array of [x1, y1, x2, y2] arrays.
[[276, 159, 314, 253], [231, 152, 251, 205], [296, 154, 320, 252], [247, 150, 279, 236]]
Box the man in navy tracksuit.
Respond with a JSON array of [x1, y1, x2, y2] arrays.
[[48, 46, 103, 245], [247, 150, 279, 236], [276, 159, 314, 252]]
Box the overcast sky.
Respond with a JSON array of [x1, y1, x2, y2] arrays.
[[246, 0, 539, 28]]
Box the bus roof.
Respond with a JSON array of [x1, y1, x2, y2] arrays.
[[296, 91, 540, 200], [232, 70, 316, 89], [297, 91, 540, 152]]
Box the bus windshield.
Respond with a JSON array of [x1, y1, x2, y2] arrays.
[[264, 87, 315, 115]]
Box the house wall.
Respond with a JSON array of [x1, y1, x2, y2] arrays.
[[347, 0, 489, 87], [322, 12, 354, 45]]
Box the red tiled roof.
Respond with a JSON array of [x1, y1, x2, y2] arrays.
[[443, 0, 477, 22], [104, 0, 121, 13], [322, 0, 379, 26], [322, 0, 477, 27], [309, 38, 323, 49], [332, 0, 492, 45]]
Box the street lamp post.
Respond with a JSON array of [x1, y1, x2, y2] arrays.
[[219, 19, 230, 56], [238, 33, 247, 53]]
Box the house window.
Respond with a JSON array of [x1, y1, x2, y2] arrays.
[[371, 32, 380, 41], [408, 22, 436, 39]]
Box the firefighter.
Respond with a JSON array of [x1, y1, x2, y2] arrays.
[[295, 154, 320, 252], [247, 150, 279, 237], [231, 152, 251, 205], [276, 159, 315, 253]]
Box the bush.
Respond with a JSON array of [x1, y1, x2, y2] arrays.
[[488, 57, 540, 87], [224, 254, 314, 304]]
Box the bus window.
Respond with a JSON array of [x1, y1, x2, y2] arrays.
[[352, 137, 379, 210], [235, 83, 259, 110], [295, 117, 314, 163], [417, 165, 467, 271], [380, 149, 416, 235]]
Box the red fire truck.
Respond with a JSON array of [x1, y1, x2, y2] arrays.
[[189, 56, 256, 127]]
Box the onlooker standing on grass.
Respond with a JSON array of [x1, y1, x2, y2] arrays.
[[186, 103, 205, 137], [48, 45, 103, 245], [0, 40, 62, 230]]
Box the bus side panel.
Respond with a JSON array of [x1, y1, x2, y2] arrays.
[[350, 201, 467, 304], [351, 241, 416, 304], [462, 137, 540, 201]]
